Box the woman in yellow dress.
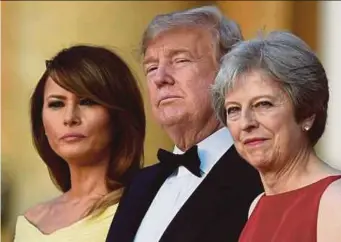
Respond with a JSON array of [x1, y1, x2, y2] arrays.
[[14, 45, 146, 241]]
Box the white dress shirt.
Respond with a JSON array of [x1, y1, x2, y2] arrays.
[[134, 128, 234, 242]]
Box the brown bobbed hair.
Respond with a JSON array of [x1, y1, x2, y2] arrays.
[[31, 45, 146, 214]]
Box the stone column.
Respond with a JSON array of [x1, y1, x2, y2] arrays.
[[318, 1, 341, 170]]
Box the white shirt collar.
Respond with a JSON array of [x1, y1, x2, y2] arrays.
[[173, 127, 234, 176]]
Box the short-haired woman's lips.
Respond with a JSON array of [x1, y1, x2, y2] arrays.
[[243, 137, 269, 146]]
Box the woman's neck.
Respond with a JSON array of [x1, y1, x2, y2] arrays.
[[65, 162, 109, 200], [259, 148, 328, 195]]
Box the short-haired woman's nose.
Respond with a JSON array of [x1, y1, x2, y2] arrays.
[[240, 109, 258, 131]]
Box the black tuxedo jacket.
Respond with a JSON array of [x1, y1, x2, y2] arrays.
[[106, 145, 263, 242]]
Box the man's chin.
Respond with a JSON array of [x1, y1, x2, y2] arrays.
[[156, 114, 187, 127]]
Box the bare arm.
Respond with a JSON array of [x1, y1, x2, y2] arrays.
[[317, 179, 341, 242]]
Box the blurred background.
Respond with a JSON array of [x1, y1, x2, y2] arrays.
[[1, 1, 340, 241]]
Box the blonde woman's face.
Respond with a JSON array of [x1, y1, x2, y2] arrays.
[[42, 77, 112, 166]]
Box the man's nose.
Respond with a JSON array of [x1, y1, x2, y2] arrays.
[[153, 64, 174, 88]]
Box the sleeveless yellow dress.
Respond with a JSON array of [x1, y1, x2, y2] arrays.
[[14, 204, 117, 242]]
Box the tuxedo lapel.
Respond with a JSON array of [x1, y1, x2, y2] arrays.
[[106, 164, 171, 242], [160, 146, 262, 242], [106, 146, 262, 242]]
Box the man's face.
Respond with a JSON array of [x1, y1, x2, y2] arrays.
[[143, 27, 219, 127]]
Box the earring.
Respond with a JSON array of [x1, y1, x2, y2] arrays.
[[303, 125, 310, 131]]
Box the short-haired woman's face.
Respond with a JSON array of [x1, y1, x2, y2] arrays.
[[224, 71, 306, 170], [42, 77, 112, 165]]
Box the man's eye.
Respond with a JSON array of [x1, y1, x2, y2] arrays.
[[47, 101, 64, 109], [175, 58, 190, 63], [146, 66, 158, 74], [79, 98, 98, 106]]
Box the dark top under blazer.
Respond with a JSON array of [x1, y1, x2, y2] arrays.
[[106, 146, 263, 242]]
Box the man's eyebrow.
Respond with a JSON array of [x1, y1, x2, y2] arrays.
[[169, 48, 192, 57], [143, 48, 194, 65], [143, 56, 156, 66]]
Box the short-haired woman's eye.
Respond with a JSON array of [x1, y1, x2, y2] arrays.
[[227, 106, 240, 115], [255, 101, 273, 108]]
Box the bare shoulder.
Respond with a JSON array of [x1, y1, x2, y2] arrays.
[[248, 192, 264, 218], [321, 177, 341, 206], [324, 177, 341, 194], [317, 177, 341, 242], [24, 198, 59, 224]]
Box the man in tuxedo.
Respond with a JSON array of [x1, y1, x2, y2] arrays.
[[106, 6, 263, 242]]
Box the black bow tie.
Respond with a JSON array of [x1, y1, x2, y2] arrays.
[[157, 145, 202, 177]]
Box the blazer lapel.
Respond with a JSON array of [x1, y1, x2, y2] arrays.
[[160, 146, 262, 242], [106, 164, 171, 242]]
